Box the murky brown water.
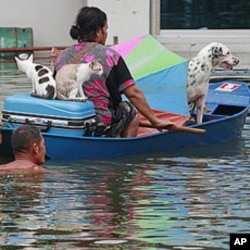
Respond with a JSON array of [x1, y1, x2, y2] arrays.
[[0, 59, 250, 249]]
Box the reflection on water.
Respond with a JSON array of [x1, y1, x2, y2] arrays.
[[0, 59, 250, 249]]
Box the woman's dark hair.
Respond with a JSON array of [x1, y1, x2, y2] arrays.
[[70, 6, 107, 42], [11, 125, 41, 155]]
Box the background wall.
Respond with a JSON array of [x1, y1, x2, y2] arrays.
[[0, 0, 150, 47], [0, 0, 85, 46], [87, 0, 150, 45]]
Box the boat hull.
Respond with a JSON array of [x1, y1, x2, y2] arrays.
[[45, 108, 249, 159], [0, 106, 248, 160]]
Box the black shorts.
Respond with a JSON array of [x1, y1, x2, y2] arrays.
[[94, 101, 137, 137]]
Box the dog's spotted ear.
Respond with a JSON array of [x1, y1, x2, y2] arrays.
[[212, 46, 223, 57]]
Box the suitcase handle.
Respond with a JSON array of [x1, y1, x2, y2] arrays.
[[24, 118, 52, 132], [40, 120, 52, 132]]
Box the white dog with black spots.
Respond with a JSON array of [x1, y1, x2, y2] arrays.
[[187, 42, 239, 124]]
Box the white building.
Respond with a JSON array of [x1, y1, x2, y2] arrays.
[[0, 0, 250, 66]]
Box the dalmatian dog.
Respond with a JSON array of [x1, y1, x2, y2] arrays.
[[187, 42, 239, 124]]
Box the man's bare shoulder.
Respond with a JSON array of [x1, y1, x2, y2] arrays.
[[0, 164, 7, 169], [0, 161, 55, 173]]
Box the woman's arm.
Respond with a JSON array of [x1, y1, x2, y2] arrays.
[[123, 85, 175, 128]]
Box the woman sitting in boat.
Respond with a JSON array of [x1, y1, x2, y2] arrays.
[[54, 6, 175, 138]]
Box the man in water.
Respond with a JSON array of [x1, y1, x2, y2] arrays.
[[0, 125, 48, 172]]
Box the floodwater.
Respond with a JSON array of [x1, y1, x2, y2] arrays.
[[0, 59, 250, 250]]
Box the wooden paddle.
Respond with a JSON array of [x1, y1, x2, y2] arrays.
[[139, 121, 206, 134]]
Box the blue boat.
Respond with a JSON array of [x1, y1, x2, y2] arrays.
[[0, 35, 250, 160]]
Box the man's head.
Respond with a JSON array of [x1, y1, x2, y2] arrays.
[[70, 6, 108, 45], [11, 125, 46, 165]]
